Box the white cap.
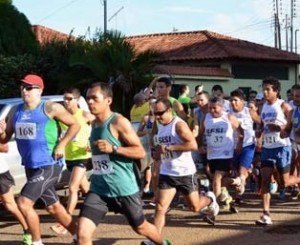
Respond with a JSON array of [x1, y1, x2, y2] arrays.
[[255, 92, 264, 100]]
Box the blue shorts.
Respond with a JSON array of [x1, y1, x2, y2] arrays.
[[234, 144, 255, 170], [260, 146, 291, 173]]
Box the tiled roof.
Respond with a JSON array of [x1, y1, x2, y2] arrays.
[[32, 25, 73, 44], [126, 30, 300, 63], [153, 65, 232, 77]]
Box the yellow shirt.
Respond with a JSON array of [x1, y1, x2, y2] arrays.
[[59, 109, 91, 160], [130, 102, 150, 123]]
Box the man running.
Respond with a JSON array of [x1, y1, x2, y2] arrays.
[[77, 82, 169, 245], [0, 74, 80, 245], [151, 98, 219, 232]]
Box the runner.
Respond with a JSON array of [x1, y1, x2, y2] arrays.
[[256, 77, 300, 225], [0, 74, 80, 245], [199, 96, 243, 211], [77, 82, 170, 245], [229, 89, 260, 203], [51, 87, 94, 235], [151, 98, 219, 233], [0, 143, 32, 245]]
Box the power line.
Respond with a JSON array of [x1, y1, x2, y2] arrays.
[[37, 0, 82, 23]]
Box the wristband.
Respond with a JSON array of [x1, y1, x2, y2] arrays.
[[112, 145, 119, 154]]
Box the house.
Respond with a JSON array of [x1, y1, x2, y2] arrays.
[[32, 25, 300, 99], [126, 30, 300, 98]]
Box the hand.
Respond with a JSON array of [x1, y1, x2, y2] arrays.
[[280, 130, 289, 138], [94, 139, 113, 154], [53, 144, 65, 160]]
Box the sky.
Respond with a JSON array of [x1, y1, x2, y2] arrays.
[[13, 0, 300, 49]]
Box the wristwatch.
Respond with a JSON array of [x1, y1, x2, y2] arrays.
[[112, 145, 119, 154]]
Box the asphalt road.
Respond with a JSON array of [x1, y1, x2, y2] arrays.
[[0, 192, 299, 245]]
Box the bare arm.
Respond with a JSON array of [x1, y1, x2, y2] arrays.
[[173, 100, 187, 121], [0, 106, 17, 143], [95, 114, 145, 160], [45, 101, 80, 159], [168, 121, 197, 152]]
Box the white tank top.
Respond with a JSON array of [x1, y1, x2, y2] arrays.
[[230, 107, 255, 147], [156, 116, 196, 176], [261, 99, 291, 148], [0, 153, 9, 174], [204, 112, 234, 160]]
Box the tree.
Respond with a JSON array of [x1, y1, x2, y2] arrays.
[[68, 30, 160, 116], [0, 0, 38, 55]]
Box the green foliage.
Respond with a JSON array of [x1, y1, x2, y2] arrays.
[[69, 30, 160, 115], [0, 1, 38, 55], [0, 54, 37, 97]]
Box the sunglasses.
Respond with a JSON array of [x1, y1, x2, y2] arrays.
[[154, 109, 168, 116], [63, 97, 75, 101], [21, 85, 40, 91]]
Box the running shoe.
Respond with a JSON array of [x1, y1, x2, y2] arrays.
[[291, 190, 300, 200], [255, 214, 273, 226], [22, 232, 32, 245], [229, 202, 239, 213], [269, 182, 278, 194], [218, 187, 229, 203], [206, 191, 219, 216], [237, 177, 246, 195]]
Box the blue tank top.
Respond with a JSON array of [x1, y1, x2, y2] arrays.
[[13, 102, 62, 168]]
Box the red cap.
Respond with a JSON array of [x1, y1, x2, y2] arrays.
[[21, 74, 44, 89]]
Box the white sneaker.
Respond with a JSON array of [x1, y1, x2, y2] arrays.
[[270, 182, 278, 194], [206, 191, 219, 216], [237, 177, 246, 195], [219, 187, 229, 202], [255, 214, 273, 226]]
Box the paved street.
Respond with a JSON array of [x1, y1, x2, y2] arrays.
[[0, 192, 299, 245]]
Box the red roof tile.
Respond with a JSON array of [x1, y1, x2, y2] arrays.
[[153, 65, 232, 77], [126, 30, 300, 63], [32, 25, 73, 45]]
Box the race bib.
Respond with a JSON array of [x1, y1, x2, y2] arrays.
[[92, 154, 113, 175], [15, 122, 37, 140], [263, 133, 279, 147], [207, 133, 226, 147]]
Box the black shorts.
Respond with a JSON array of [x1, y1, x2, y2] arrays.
[[158, 174, 198, 195], [21, 164, 62, 206], [66, 158, 92, 172], [208, 158, 232, 173], [80, 192, 145, 228], [0, 171, 15, 195]]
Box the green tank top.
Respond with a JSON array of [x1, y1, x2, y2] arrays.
[[169, 97, 177, 116], [89, 113, 139, 197], [59, 109, 91, 161]]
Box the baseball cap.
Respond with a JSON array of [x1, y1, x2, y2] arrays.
[[21, 74, 44, 89]]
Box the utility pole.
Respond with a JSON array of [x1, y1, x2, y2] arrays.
[[273, 0, 282, 49], [276, 0, 282, 49], [290, 0, 294, 52], [285, 14, 289, 51], [103, 0, 107, 34], [296, 29, 299, 53]]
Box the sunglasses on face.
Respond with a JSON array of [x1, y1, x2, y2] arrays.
[[154, 108, 168, 116], [20, 85, 40, 91], [63, 97, 75, 101]]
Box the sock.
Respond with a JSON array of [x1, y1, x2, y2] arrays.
[[32, 240, 44, 245], [23, 229, 30, 234], [143, 188, 150, 193], [73, 234, 78, 241], [263, 210, 270, 216]]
